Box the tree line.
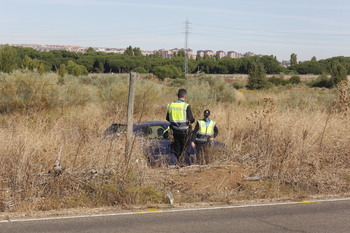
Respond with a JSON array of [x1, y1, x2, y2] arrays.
[[0, 45, 349, 80]]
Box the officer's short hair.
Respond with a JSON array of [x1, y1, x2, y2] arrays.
[[178, 89, 187, 98]]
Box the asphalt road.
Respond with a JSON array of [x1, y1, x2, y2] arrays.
[[1, 199, 350, 233]]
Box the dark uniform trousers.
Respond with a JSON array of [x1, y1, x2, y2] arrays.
[[171, 129, 190, 163], [195, 141, 211, 165]]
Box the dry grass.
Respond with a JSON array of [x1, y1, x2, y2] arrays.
[[218, 102, 350, 191], [1, 71, 350, 213], [187, 74, 350, 82]]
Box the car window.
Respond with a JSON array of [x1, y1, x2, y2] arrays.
[[140, 125, 167, 139]]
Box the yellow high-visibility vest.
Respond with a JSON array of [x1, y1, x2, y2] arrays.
[[196, 119, 216, 142], [167, 101, 189, 131]]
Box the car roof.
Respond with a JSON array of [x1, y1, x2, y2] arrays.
[[134, 121, 170, 127], [104, 121, 170, 137], [110, 121, 170, 128]]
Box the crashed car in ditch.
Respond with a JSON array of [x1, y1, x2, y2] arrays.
[[104, 121, 222, 166]]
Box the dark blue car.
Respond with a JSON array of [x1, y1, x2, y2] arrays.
[[104, 121, 222, 166]]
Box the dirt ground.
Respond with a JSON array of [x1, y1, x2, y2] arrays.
[[144, 162, 252, 203], [0, 163, 254, 221], [2, 163, 349, 221]]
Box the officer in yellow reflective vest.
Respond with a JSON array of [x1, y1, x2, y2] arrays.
[[191, 110, 219, 165], [166, 89, 195, 164]]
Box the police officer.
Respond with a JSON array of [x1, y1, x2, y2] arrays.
[[191, 110, 218, 165], [166, 89, 195, 164]]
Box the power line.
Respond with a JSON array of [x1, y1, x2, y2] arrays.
[[184, 18, 191, 75]]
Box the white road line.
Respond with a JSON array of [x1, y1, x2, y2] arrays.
[[1, 197, 350, 223]]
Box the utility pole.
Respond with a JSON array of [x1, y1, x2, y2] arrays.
[[184, 18, 191, 75]]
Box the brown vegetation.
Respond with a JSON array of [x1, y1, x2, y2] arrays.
[[1, 72, 350, 214]]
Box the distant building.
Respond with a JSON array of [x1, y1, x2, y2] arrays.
[[197, 50, 205, 58], [141, 50, 155, 56], [6, 44, 264, 60], [227, 51, 244, 58], [156, 48, 194, 58], [95, 48, 106, 52], [204, 50, 214, 57], [244, 52, 255, 57], [158, 49, 172, 58], [114, 49, 126, 54], [227, 51, 238, 58], [281, 60, 291, 67], [216, 50, 227, 59], [172, 48, 179, 54], [156, 48, 193, 58], [186, 49, 193, 57]]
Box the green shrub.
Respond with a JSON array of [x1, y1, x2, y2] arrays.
[[67, 60, 89, 76], [0, 45, 16, 73], [289, 75, 301, 84], [72, 65, 88, 76], [57, 64, 67, 85], [187, 76, 236, 106], [268, 76, 288, 86], [212, 79, 236, 102], [152, 65, 184, 80], [134, 67, 148, 73], [0, 71, 59, 113], [38, 63, 46, 75], [267, 75, 301, 86], [247, 61, 268, 89], [60, 77, 95, 107], [80, 74, 124, 87], [232, 81, 245, 89], [310, 73, 332, 88], [329, 62, 347, 87], [170, 78, 187, 87]]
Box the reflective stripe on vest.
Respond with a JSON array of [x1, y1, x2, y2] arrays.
[[196, 119, 216, 142], [167, 102, 189, 131]]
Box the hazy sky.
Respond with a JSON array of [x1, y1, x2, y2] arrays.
[[1, 0, 350, 61]]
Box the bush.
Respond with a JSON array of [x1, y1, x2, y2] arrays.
[[310, 73, 332, 88], [57, 64, 67, 84], [0, 45, 16, 73], [289, 75, 301, 84], [67, 60, 89, 76], [134, 67, 148, 74], [169, 78, 187, 87], [212, 79, 236, 102], [329, 62, 347, 87], [152, 65, 184, 80], [268, 76, 288, 86], [72, 65, 88, 76], [247, 61, 268, 89], [97, 77, 162, 117], [0, 71, 59, 113], [60, 77, 95, 107], [99, 82, 127, 104], [267, 75, 301, 86], [187, 76, 236, 107], [232, 82, 245, 89]]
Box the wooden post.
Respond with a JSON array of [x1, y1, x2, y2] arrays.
[[125, 72, 136, 167]]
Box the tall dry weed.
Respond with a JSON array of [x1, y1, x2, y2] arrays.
[[1, 73, 350, 212], [0, 105, 154, 211], [335, 80, 350, 112], [210, 97, 350, 194]]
